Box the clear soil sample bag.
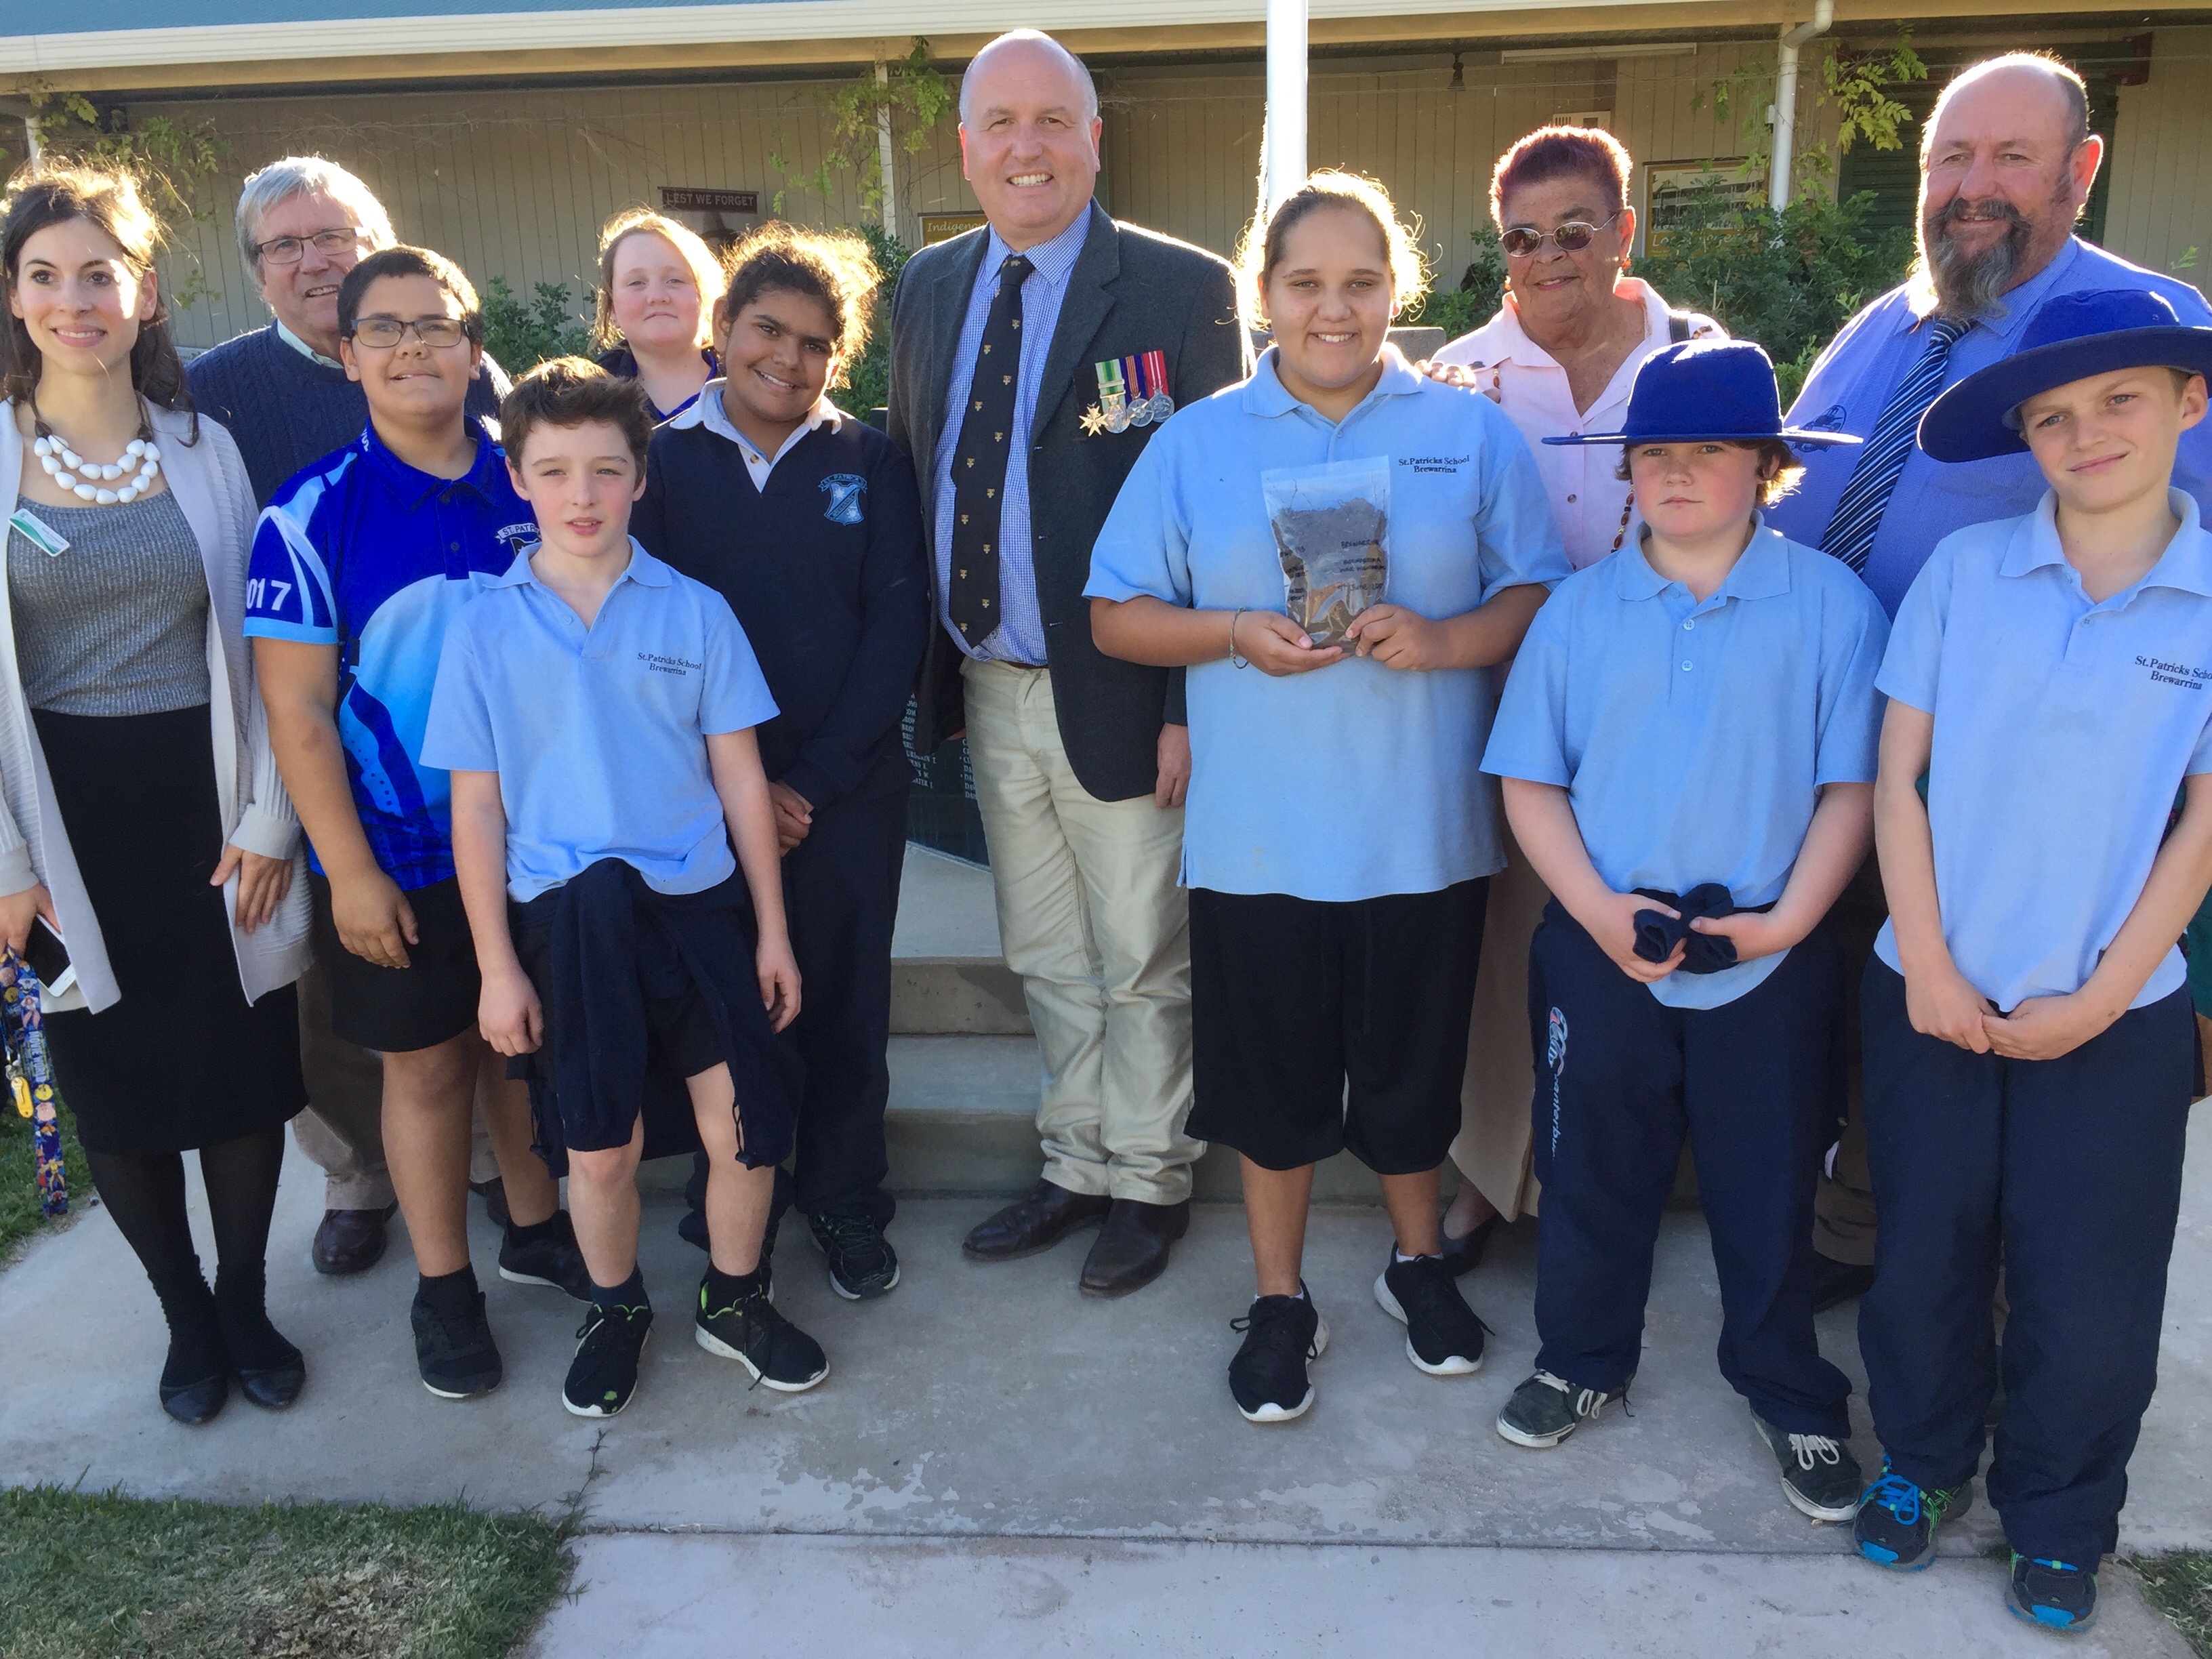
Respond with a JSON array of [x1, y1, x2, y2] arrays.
[[1261, 456, 1390, 649]]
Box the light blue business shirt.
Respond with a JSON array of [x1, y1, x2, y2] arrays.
[[1483, 521, 1889, 1008], [1086, 346, 1570, 902], [1872, 491, 2212, 1012], [1767, 237, 2212, 617], [931, 211, 1091, 665], [422, 542, 779, 902]]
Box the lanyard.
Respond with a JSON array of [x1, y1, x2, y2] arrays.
[[3, 950, 66, 1217]]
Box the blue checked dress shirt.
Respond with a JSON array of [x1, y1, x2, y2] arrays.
[[931, 211, 1092, 664]]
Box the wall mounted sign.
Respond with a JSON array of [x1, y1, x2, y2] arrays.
[[660, 187, 758, 213]]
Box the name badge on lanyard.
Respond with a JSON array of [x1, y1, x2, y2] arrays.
[[7, 508, 68, 558]]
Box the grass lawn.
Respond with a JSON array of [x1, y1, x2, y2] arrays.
[[0, 1488, 571, 1659], [0, 1098, 83, 1262], [2137, 1552, 2212, 1658]]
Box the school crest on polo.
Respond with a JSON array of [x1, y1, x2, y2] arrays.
[[819, 473, 867, 525]]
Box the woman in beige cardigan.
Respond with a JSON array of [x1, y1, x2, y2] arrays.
[[1, 165, 311, 1425]]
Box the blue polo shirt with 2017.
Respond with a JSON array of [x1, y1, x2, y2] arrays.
[[1086, 346, 1570, 903], [421, 543, 779, 903], [243, 418, 538, 889], [1481, 522, 1889, 1009], [1873, 491, 2212, 1015]]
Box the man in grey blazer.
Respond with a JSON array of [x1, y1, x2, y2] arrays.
[[888, 28, 1249, 1297]]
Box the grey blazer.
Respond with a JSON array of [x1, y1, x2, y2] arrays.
[[888, 201, 1249, 803]]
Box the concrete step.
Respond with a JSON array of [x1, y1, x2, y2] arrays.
[[891, 844, 1032, 1037], [883, 1033, 1437, 1205]]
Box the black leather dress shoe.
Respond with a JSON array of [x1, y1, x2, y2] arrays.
[[1809, 1252, 1878, 1314], [312, 1204, 397, 1276], [1439, 1214, 1501, 1278], [1079, 1198, 1191, 1298], [237, 1355, 306, 1410], [963, 1180, 1111, 1261], [159, 1372, 228, 1426]]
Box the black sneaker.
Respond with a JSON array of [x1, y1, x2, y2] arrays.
[[411, 1280, 502, 1399], [562, 1299, 653, 1418], [809, 1213, 900, 1300], [1227, 1290, 1328, 1423], [1496, 1369, 1625, 1448], [694, 1276, 827, 1392], [497, 1211, 592, 1301], [2007, 1553, 2097, 1634], [1853, 1455, 1973, 1570], [1750, 1409, 1864, 1522], [1373, 1255, 1486, 1376]]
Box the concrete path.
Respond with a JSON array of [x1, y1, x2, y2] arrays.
[[2, 1115, 2205, 1653]]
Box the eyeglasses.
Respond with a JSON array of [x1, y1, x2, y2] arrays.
[[1499, 211, 1624, 258], [251, 227, 371, 266], [347, 316, 471, 349]]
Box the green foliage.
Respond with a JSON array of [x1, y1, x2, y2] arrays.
[[832, 224, 914, 419], [1409, 224, 1506, 340], [479, 276, 592, 372], [1696, 28, 1927, 191], [1632, 178, 1914, 406], [24, 87, 228, 311], [0, 1487, 569, 1659], [0, 1097, 80, 1263], [771, 40, 955, 216]]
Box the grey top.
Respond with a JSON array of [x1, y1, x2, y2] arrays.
[[7, 490, 211, 716]]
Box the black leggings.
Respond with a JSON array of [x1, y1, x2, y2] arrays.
[[85, 1124, 293, 1374]]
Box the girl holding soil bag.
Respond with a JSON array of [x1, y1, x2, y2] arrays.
[[1087, 171, 1569, 1424]]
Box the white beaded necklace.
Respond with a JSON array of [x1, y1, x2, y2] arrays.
[[30, 412, 160, 506]]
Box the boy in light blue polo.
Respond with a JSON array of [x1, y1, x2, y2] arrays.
[[1852, 289, 2212, 1637], [1480, 340, 1887, 1522], [426, 359, 823, 1420]]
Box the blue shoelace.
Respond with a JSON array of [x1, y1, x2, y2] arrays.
[[1864, 1468, 1925, 1525]]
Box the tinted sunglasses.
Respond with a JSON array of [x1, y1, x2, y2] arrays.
[[1499, 210, 1624, 258]]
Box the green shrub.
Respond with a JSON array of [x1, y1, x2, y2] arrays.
[[1408, 224, 1506, 344], [1632, 176, 1914, 405], [479, 276, 592, 373], [834, 224, 914, 421]]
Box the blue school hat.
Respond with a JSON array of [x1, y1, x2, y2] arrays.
[[1541, 338, 1863, 449], [1918, 287, 2212, 462]]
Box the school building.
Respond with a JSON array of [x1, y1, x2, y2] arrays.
[[4, 3, 2209, 359]]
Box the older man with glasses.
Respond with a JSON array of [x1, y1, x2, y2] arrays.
[[188, 157, 511, 1279]]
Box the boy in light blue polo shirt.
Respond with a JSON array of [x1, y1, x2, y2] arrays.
[[425, 359, 822, 1420], [1851, 290, 2212, 1637], [1481, 340, 1887, 1522]]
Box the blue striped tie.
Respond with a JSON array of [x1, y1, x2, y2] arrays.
[[1820, 315, 1970, 573]]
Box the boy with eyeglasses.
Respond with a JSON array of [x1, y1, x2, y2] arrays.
[[249, 245, 591, 1403]]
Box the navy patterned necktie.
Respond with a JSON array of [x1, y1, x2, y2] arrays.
[[1820, 314, 1971, 573], [947, 253, 1032, 646]]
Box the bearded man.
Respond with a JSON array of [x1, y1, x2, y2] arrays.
[[1767, 49, 2212, 1309]]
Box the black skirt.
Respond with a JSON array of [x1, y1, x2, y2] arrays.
[[33, 705, 304, 1153]]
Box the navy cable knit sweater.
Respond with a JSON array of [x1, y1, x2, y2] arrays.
[[633, 411, 929, 811], [187, 323, 510, 508]]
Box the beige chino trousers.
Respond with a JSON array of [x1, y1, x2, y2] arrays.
[[961, 659, 1201, 1204]]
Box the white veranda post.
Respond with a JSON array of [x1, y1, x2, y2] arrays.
[[1264, 0, 1309, 213], [877, 58, 899, 237]]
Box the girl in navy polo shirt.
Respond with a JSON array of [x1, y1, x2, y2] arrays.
[[591, 208, 724, 422], [633, 224, 929, 1304], [1088, 172, 1568, 1423]]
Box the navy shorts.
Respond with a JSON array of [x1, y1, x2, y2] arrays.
[[311, 873, 480, 1054]]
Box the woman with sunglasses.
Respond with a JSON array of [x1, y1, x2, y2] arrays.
[[1426, 125, 1723, 1282], [1, 163, 313, 1422]]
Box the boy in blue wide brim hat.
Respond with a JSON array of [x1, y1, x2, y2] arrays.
[[1481, 338, 1893, 1521], [1852, 288, 2212, 1636]]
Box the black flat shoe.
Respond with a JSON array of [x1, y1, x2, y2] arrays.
[[1439, 1214, 1501, 1278], [237, 1355, 306, 1410], [160, 1372, 228, 1425]]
